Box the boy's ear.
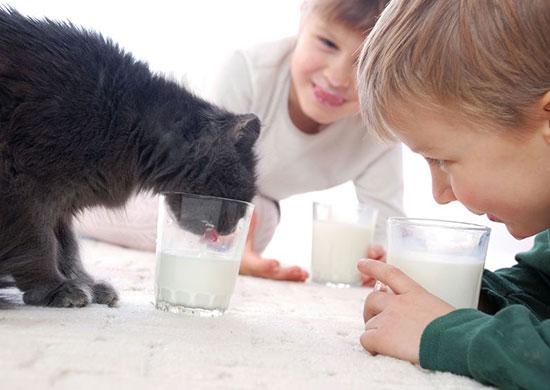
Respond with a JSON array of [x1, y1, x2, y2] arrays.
[[542, 91, 550, 117]]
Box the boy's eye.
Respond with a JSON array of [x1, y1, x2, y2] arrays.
[[318, 36, 338, 50], [425, 157, 447, 168]]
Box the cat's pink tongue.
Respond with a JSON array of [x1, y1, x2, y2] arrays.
[[204, 228, 219, 242]]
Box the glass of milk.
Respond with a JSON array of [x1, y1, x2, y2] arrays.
[[154, 192, 253, 317], [386, 218, 491, 308], [311, 202, 378, 287]]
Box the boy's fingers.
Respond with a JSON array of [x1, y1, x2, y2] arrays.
[[240, 255, 276, 274], [361, 274, 376, 287], [358, 255, 385, 286], [360, 316, 383, 354], [360, 332, 377, 355], [357, 259, 419, 295], [363, 291, 391, 323], [268, 265, 309, 282], [245, 258, 308, 282], [366, 245, 386, 261]]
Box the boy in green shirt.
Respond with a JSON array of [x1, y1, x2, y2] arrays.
[[355, 0, 550, 388]]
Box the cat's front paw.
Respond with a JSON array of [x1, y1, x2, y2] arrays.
[[23, 280, 92, 307], [92, 281, 119, 307]]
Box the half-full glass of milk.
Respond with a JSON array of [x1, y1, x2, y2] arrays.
[[311, 202, 378, 287], [155, 192, 253, 317], [386, 218, 491, 308]]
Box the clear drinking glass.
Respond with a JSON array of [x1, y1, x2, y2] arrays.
[[155, 192, 253, 317], [311, 202, 378, 287], [386, 217, 491, 308]]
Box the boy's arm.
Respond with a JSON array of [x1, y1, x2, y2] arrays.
[[239, 204, 308, 282], [422, 230, 550, 388], [480, 229, 550, 318], [353, 143, 405, 245], [420, 306, 550, 389], [480, 263, 550, 319]]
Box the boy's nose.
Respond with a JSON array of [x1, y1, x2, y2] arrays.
[[433, 186, 456, 205], [326, 72, 350, 89], [431, 169, 456, 205], [325, 59, 353, 89]]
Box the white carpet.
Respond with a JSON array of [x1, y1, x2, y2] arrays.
[[0, 239, 492, 389]]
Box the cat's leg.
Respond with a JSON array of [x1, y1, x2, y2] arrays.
[[55, 217, 119, 306], [3, 207, 92, 307]]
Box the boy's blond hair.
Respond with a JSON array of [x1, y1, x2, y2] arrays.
[[357, 0, 550, 140], [306, 0, 389, 35]]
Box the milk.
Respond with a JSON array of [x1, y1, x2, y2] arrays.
[[388, 251, 484, 308], [155, 252, 240, 313], [311, 220, 374, 286]]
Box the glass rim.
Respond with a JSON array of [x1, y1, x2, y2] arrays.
[[388, 217, 490, 232], [159, 191, 254, 208]]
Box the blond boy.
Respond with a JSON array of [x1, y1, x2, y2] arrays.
[[356, 0, 550, 388]]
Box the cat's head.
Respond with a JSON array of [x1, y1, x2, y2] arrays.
[[160, 106, 260, 236]]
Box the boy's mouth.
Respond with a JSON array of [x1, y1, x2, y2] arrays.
[[312, 83, 345, 107]]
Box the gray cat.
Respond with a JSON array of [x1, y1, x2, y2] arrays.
[[0, 8, 259, 308]]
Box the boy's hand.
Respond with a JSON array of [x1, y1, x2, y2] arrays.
[[241, 210, 308, 282], [361, 245, 386, 287], [357, 259, 454, 363], [239, 249, 309, 282]]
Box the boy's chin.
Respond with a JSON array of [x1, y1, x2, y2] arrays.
[[304, 105, 353, 126], [505, 223, 544, 240]]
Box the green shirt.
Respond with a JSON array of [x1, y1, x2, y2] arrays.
[[419, 229, 550, 390]]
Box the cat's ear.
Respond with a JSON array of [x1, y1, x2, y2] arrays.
[[233, 114, 260, 148]]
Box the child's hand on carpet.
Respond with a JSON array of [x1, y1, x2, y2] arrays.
[[361, 245, 386, 287], [240, 209, 308, 282], [239, 249, 309, 282], [357, 259, 454, 363]]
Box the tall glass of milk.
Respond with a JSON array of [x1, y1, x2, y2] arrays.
[[386, 218, 491, 308], [155, 192, 253, 317], [311, 202, 378, 287]]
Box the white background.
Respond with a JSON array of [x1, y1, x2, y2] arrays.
[[6, 0, 534, 271]]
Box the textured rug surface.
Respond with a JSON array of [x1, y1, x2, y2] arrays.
[[0, 239, 492, 389]]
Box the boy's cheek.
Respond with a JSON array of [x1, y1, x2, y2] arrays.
[[447, 177, 483, 210], [348, 100, 360, 115]]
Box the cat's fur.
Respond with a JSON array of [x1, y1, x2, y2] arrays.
[[0, 8, 260, 308]]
